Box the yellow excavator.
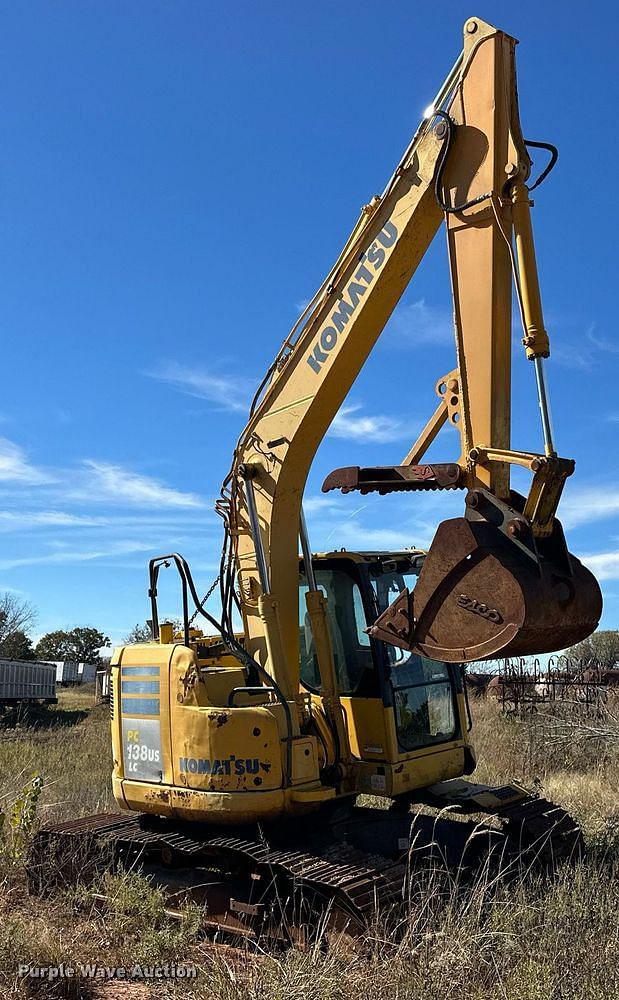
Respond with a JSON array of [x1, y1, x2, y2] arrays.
[[35, 16, 602, 937]]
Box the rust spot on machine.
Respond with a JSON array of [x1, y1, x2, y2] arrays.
[[368, 491, 602, 663]]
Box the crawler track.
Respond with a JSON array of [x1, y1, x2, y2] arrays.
[[30, 812, 410, 938], [29, 788, 583, 942], [493, 794, 583, 866]]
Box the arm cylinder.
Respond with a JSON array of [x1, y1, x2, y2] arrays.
[[511, 182, 550, 360], [511, 182, 556, 455]]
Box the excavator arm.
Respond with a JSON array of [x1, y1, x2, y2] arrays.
[[221, 17, 601, 705]]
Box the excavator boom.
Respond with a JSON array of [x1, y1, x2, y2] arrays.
[[225, 16, 601, 680]]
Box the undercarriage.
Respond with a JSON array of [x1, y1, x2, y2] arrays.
[[30, 779, 582, 944]]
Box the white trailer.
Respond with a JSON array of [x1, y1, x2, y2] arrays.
[[52, 661, 79, 685], [0, 660, 57, 705], [78, 662, 97, 683], [95, 667, 111, 705]]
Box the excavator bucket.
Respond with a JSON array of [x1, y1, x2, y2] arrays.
[[368, 502, 602, 663]]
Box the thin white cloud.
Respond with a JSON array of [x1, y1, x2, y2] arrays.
[[0, 437, 52, 485], [71, 461, 205, 509], [578, 551, 619, 582], [307, 489, 465, 552], [549, 322, 614, 372], [302, 495, 343, 514], [552, 344, 596, 372], [0, 437, 208, 511], [324, 520, 420, 551], [146, 361, 252, 413], [328, 404, 408, 444], [586, 325, 619, 355], [388, 299, 452, 346], [0, 540, 154, 572], [560, 487, 619, 530], [0, 511, 107, 531], [0, 507, 214, 533]]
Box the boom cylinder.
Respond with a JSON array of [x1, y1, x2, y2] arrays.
[[240, 466, 270, 593], [300, 507, 349, 769]]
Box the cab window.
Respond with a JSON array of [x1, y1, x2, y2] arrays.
[[390, 656, 457, 750], [299, 567, 376, 696]]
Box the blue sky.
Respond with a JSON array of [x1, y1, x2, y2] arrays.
[[1, 0, 617, 647]]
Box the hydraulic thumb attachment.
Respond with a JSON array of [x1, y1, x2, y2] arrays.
[[323, 459, 602, 661], [366, 491, 602, 663]]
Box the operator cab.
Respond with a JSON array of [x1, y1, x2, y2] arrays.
[[299, 551, 462, 755]]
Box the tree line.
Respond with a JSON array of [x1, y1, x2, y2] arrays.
[[0, 592, 110, 664], [0, 587, 617, 668]]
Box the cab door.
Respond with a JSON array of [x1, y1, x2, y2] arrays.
[[299, 559, 389, 762]]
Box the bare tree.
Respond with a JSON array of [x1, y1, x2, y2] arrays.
[[567, 630, 619, 670], [123, 622, 153, 644], [0, 592, 36, 649]]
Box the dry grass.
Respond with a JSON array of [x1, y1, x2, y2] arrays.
[[472, 701, 619, 852], [1, 692, 619, 999], [0, 685, 116, 826]]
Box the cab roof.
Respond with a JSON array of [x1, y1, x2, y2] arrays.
[[306, 548, 426, 563]]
